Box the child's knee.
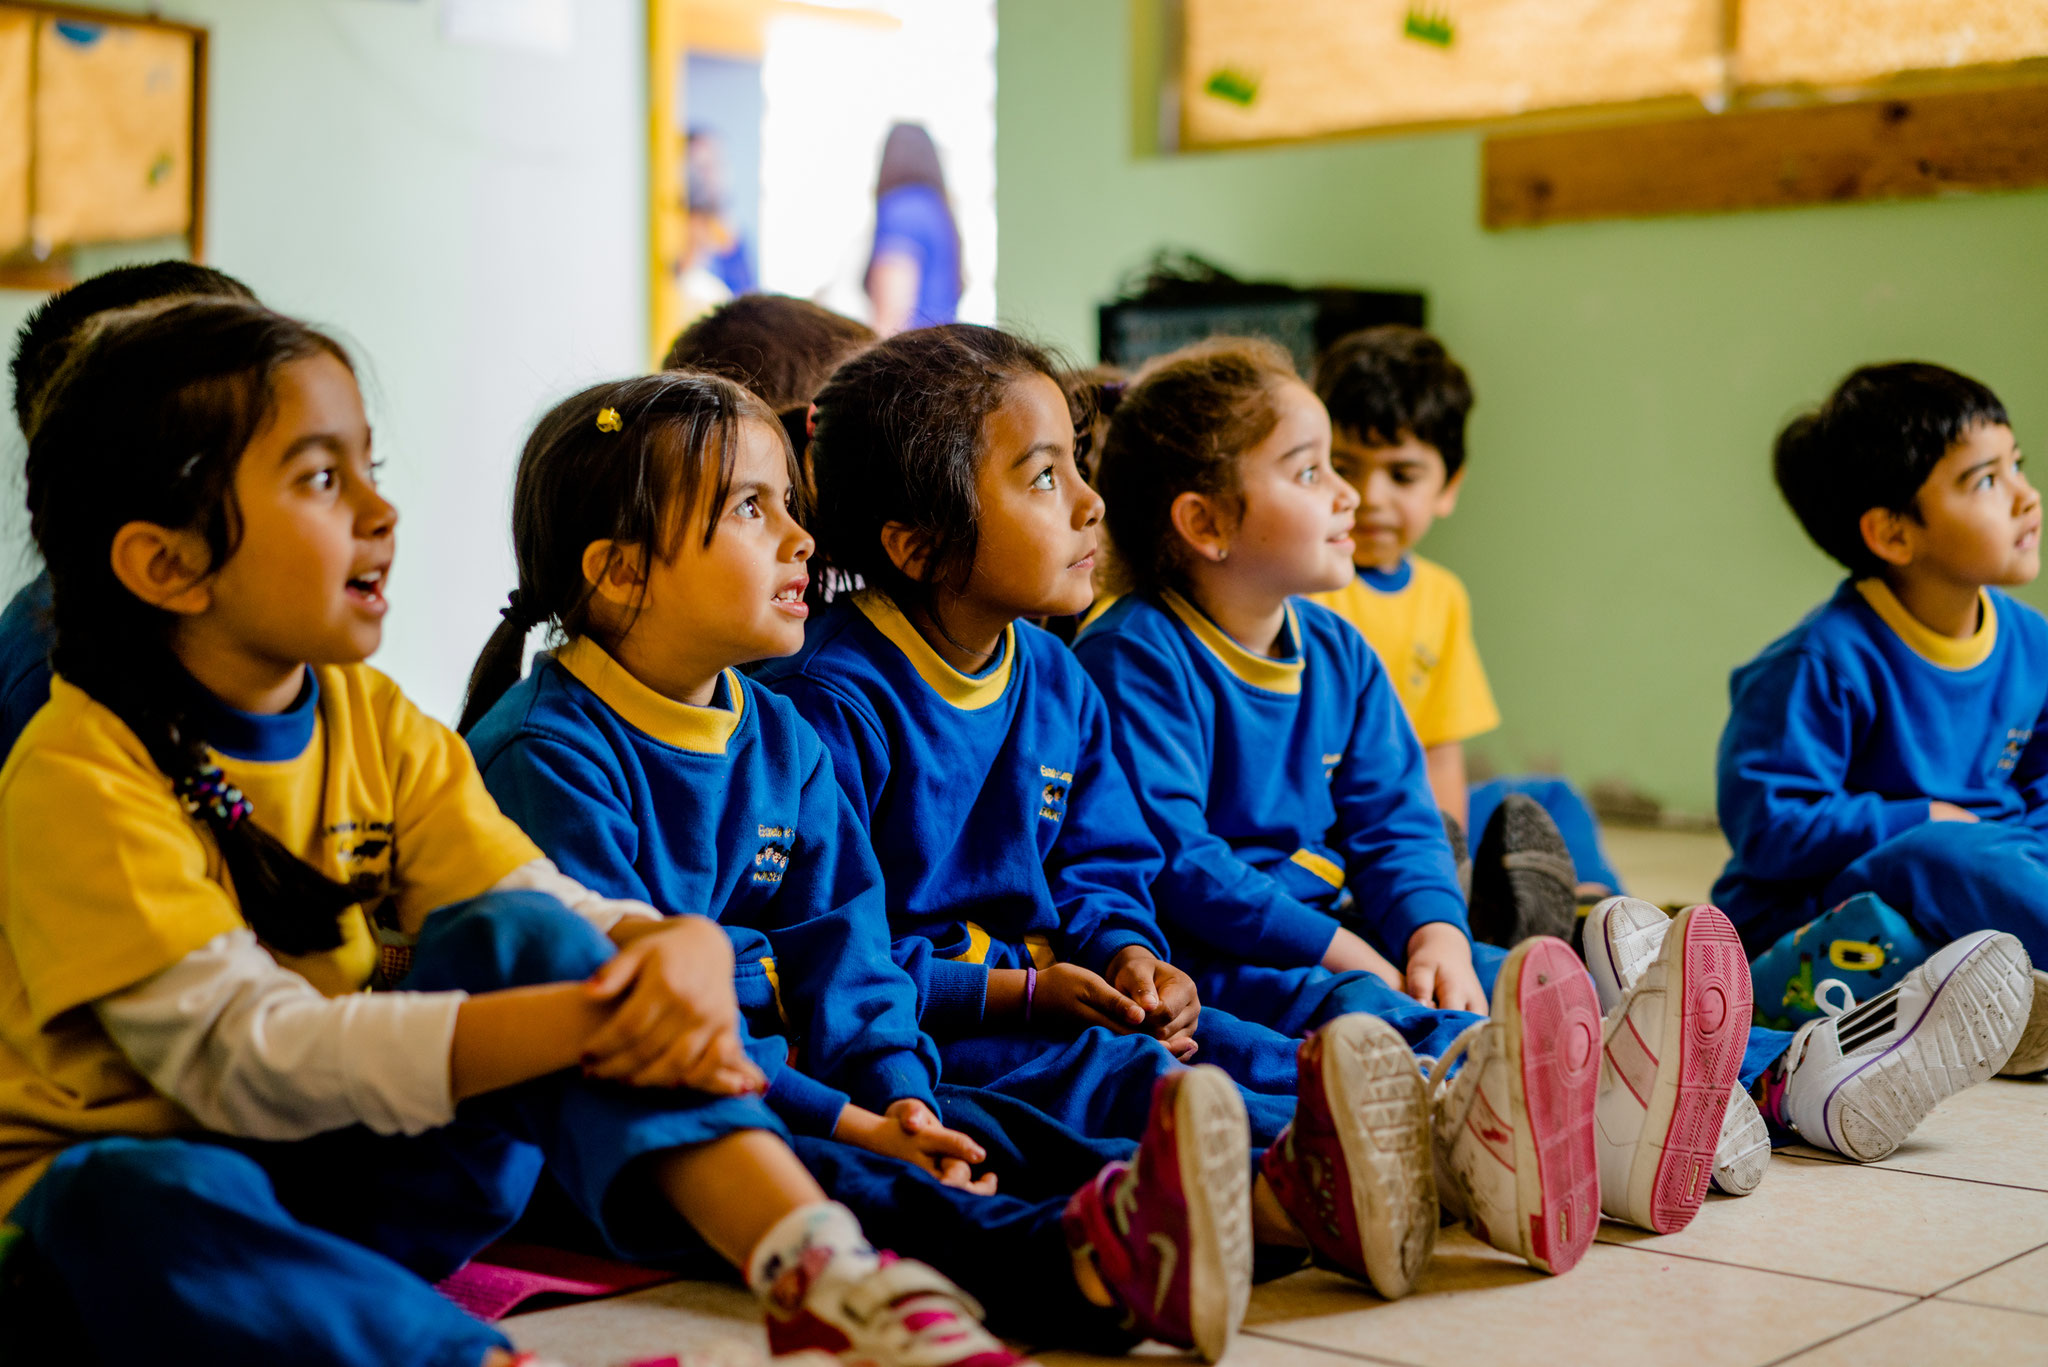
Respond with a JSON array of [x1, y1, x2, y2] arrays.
[[25, 1137, 264, 1233], [406, 889, 614, 992]]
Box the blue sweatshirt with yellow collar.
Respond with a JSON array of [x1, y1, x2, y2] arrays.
[[753, 593, 1171, 1035], [1073, 590, 1468, 969], [1714, 578, 2048, 953], [466, 637, 942, 1137]]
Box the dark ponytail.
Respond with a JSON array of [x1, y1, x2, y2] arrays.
[[26, 299, 372, 955], [459, 369, 791, 733]]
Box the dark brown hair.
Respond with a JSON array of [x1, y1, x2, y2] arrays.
[[807, 324, 1075, 615], [27, 298, 372, 955], [1313, 325, 1473, 478], [460, 371, 793, 733], [1095, 336, 1298, 597], [662, 294, 875, 412]]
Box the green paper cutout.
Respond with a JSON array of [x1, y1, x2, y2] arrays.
[[1204, 66, 1260, 106]]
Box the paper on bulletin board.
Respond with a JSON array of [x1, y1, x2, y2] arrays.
[[441, 0, 574, 54], [1737, 0, 2048, 87], [0, 12, 30, 254], [1181, 0, 1725, 146], [32, 20, 193, 248]]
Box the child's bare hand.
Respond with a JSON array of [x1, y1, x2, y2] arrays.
[[1405, 922, 1489, 1014], [1033, 962, 1149, 1035], [837, 1101, 997, 1193], [1930, 801, 1979, 823], [581, 915, 766, 1092], [1321, 926, 1405, 990], [1107, 947, 1201, 1056]]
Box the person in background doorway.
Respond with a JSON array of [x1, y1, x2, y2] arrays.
[[864, 123, 960, 336]]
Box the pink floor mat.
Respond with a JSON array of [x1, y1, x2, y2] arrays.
[[435, 1241, 675, 1321]]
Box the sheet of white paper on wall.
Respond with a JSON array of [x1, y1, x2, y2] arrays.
[[441, 0, 574, 55]]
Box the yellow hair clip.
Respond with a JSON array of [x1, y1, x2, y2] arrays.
[[596, 407, 622, 433]]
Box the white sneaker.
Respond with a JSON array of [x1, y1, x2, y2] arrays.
[[1771, 930, 2032, 1162], [763, 1252, 1034, 1366], [1997, 969, 2048, 1077], [1712, 1086, 1772, 1197], [1584, 896, 1772, 1197], [1593, 905, 1749, 1233], [1427, 936, 1600, 1274]]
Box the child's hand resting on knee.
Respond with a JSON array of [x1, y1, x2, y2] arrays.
[[581, 915, 766, 1094], [835, 1099, 997, 1193], [1404, 922, 1490, 1014], [1322, 927, 1405, 991]]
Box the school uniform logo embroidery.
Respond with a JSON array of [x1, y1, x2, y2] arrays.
[[1997, 727, 2031, 774], [753, 824, 793, 884], [1038, 764, 1073, 823]]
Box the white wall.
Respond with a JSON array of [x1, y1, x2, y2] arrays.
[[1, 0, 647, 722]]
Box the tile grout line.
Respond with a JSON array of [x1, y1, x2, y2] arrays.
[[1937, 1295, 2048, 1321], [1592, 1236, 1932, 1296], [1241, 1325, 1425, 1367], [1755, 1234, 2048, 1365], [1774, 1149, 2048, 1194]]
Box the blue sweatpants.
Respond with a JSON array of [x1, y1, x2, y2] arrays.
[[1820, 820, 2048, 972], [1471, 775, 1625, 895], [6, 893, 1124, 1363], [936, 1006, 1301, 1147], [1183, 957, 1483, 1063]]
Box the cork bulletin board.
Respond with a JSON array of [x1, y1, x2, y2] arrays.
[[0, 3, 205, 287], [1178, 0, 2048, 150]]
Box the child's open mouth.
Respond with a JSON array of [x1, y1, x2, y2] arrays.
[[346, 568, 388, 612], [773, 578, 809, 618]]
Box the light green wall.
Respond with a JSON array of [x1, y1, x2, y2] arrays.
[[995, 0, 2048, 817], [0, 0, 648, 722]]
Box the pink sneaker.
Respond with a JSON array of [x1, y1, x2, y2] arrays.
[[1062, 1064, 1252, 1363], [762, 1249, 1032, 1367], [1260, 1013, 1435, 1300], [1428, 936, 1601, 1274]]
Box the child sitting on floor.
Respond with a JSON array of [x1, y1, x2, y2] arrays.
[[1308, 326, 1622, 948], [0, 298, 1025, 1367], [1715, 360, 2048, 1078], [1076, 335, 1752, 1245]]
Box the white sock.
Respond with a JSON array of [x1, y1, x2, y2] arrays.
[[745, 1201, 877, 1308]]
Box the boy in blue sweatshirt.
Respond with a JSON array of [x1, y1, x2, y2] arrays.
[[1715, 361, 2048, 1076]]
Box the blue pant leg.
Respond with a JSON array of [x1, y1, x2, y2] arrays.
[[939, 1026, 1294, 1147], [932, 1083, 1132, 1201], [10, 1137, 505, 1367], [404, 892, 789, 1262], [1182, 1007, 1304, 1145], [1823, 821, 2048, 969], [1472, 776, 1625, 894], [787, 1135, 1132, 1353], [1188, 958, 1483, 1063]]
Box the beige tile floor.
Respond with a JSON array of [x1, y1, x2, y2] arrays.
[[509, 829, 2048, 1367]]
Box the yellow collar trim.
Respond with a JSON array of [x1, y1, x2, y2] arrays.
[[556, 637, 746, 754], [1854, 580, 1998, 672], [1160, 589, 1305, 695], [852, 592, 1016, 711], [1075, 593, 1119, 637]]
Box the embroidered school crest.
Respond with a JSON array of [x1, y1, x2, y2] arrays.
[[1037, 764, 1073, 823], [753, 824, 793, 884], [1997, 727, 2032, 775]]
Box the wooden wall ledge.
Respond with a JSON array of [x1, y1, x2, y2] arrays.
[[1483, 83, 2048, 229]]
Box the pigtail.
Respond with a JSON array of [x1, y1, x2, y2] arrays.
[[28, 299, 377, 957], [459, 590, 543, 735]]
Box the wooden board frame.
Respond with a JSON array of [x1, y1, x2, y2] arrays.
[[0, 0, 206, 290], [1483, 81, 2048, 228]]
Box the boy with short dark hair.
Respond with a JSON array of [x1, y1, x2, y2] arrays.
[[1714, 361, 2048, 1075], [0, 261, 257, 757], [1308, 326, 1621, 949]]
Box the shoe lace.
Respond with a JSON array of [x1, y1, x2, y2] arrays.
[[1813, 977, 1858, 1018]]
